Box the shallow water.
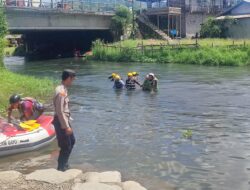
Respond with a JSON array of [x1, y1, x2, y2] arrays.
[[2, 56, 250, 190]]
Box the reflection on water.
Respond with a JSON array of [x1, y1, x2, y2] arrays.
[[2, 57, 250, 190]]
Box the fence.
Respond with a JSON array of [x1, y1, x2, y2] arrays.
[[97, 42, 199, 57], [97, 40, 250, 56], [0, 0, 126, 14]]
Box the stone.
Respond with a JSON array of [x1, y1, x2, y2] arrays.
[[25, 168, 82, 184], [74, 178, 82, 183], [0, 170, 22, 182], [122, 181, 147, 190], [84, 171, 121, 183], [72, 183, 122, 190]]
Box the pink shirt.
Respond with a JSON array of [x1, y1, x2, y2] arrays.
[[19, 100, 34, 120]]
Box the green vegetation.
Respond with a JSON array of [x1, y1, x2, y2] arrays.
[[0, 9, 54, 116], [200, 17, 236, 38], [4, 46, 16, 56], [0, 9, 7, 67], [91, 39, 250, 66], [0, 70, 54, 115], [182, 130, 193, 139], [4, 46, 26, 56], [111, 6, 132, 40]]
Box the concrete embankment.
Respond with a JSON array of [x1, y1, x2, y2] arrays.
[[0, 168, 147, 190]]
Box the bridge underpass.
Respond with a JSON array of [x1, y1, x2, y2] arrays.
[[3, 2, 118, 59], [22, 30, 112, 59]]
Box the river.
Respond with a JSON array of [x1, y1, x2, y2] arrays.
[[2, 56, 250, 190]]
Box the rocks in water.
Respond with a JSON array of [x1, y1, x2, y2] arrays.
[[72, 182, 122, 190], [25, 168, 82, 184], [122, 181, 147, 190], [83, 171, 122, 183], [0, 170, 22, 182]]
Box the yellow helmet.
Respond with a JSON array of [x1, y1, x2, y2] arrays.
[[114, 75, 121, 80], [112, 73, 117, 77], [127, 73, 133, 77], [132, 72, 138, 76]]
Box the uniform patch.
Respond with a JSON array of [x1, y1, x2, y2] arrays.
[[60, 91, 67, 97]]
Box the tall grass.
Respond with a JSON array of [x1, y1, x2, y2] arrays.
[[0, 68, 54, 115], [91, 39, 250, 66]]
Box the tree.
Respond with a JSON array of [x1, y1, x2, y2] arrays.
[[110, 6, 132, 41], [0, 8, 7, 67], [200, 17, 235, 38], [0, 8, 7, 38]]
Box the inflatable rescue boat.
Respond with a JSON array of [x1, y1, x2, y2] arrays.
[[0, 115, 56, 156]]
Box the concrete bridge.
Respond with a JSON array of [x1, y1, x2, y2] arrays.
[[3, 0, 118, 33], [1, 0, 122, 58], [6, 7, 114, 33]]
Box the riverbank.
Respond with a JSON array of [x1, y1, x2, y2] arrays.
[[0, 168, 148, 190], [0, 67, 54, 116], [91, 39, 250, 66]]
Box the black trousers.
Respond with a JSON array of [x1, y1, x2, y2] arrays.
[[53, 116, 75, 171]]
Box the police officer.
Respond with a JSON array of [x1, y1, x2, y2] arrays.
[[53, 69, 76, 171]]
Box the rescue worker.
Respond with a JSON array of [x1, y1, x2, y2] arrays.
[[142, 73, 158, 91], [53, 69, 76, 171], [113, 75, 125, 89], [132, 71, 139, 80], [7, 94, 44, 123], [108, 73, 118, 81], [125, 72, 141, 90]]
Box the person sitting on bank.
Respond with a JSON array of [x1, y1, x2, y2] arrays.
[[7, 94, 44, 123], [142, 73, 158, 91], [113, 75, 125, 89], [108, 73, 118, 81], [125, 72, 142, 90]]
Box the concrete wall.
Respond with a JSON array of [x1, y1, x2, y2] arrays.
[[185, 13, 213, 37], [5, 8, 113, 32], [230, 4, 250, 15], [227, 18, 250, 39]]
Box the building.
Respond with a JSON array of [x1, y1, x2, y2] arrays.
[[136, 0, 186, 38], [136, 0, 242, 38], [216, 0, 250, 38], [185, 0, 240, 14], [185, 0, 242, 37]]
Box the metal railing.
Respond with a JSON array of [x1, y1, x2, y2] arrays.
[[0, 0, 127, 14]]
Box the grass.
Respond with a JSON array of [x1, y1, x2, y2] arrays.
[[4, 46, 16, 56], [91, 38, 250, 66], [112, 38, 250, 48], [0, 67, 55, 117]]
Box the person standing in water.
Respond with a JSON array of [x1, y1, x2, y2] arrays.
[[108, 73, 118, 81], [125, 72, 142, 90], [53, 69, 76, 171], [142, 73, 158, 91], [113, 75, 125, 89], [132, 71, 139, 81]]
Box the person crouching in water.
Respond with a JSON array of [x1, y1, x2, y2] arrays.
[[142, 73, 158, 92], [113, 75, 125, 89], [7, 94, 44, 123], [125, 72, 142, 90]]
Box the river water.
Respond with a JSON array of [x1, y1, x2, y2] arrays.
[[2, 56, 250, 190]]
